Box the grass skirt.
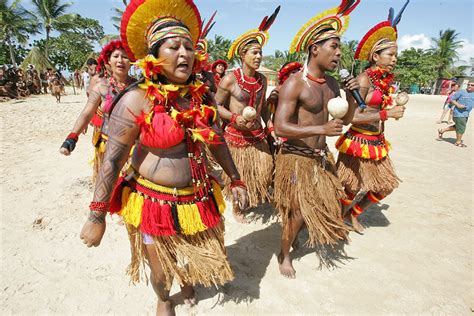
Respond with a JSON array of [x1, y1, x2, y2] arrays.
[[223, 140, 273, 207], [125, 221, 233, 290], [112, 174, 233, 290], [274, 151, 347, 246], [336, 152, 400, 196]]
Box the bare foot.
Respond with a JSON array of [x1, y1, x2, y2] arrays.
[[233, 209, 248, 224], [156, 300, 175, 316], [278, 252, 296, 279], [180, 285, 197, 307], [437, 128, 444, 140], [351, 214, 365, 234]]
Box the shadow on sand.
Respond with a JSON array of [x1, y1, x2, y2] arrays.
[[195, 219, 356, 305], [437, 137, 457, 145], [246, 202, 278, 225], [358, 203, 391, 229]]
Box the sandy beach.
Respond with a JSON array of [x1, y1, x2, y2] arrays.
[[1, 88, 472, 315]]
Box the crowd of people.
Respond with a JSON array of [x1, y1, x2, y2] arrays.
[[0, 64, 69, 102], [53, 0, 448, 314]]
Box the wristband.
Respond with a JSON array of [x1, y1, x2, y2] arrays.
[[266, 126, 274, 135], [230, 113, 239, 124], [230, 179, 247, 189], [67, 132, 79, 141], [89, 201, 110, 212], [379, 110, 388, 121]]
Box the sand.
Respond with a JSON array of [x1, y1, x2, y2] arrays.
[[1, 88, 472, 315]]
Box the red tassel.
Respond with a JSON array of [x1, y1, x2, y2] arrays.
[[196, 200, 220, 229], [368, 144, 376, 160], [109, 176, 125, 214], [140, 201, 176, 236], [90, 113, 103, 127]]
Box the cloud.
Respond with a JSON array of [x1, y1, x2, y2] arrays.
[[456, 39, 474, 65], [398, 34, 433, 51]]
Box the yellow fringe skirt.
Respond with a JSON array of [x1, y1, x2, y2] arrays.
[[111, 174, 233, 289]]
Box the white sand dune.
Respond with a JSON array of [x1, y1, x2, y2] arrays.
[[1, 88, 472, 315]]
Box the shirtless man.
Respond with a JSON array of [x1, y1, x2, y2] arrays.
[[214, 7, 279, 222], [215, 42, 273, 222], [273, 0, 361, 278]]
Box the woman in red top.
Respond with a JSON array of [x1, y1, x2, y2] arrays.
[[211, 59, 228, 87], [60, 40, 135, 182], [336, 1, 409, 233], [79, 0, 248, 314]]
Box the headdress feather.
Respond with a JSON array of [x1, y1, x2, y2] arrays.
[[337, 0, 360, 16], [390, 0, 409, 27], [227, 6, 280, 59], [201, 11, 217, 39], [354, 0, 410, 61], [259, 6, 281, 32]]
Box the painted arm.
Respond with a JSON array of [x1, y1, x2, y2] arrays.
[[80, 91, 142, 247], [59, 84, 102, 155]]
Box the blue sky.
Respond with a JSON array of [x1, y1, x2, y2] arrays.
[[22, 0, 474, 64]]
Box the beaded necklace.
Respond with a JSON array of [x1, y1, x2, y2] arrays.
[[233, 68, 263, 108], [366, 67, 394, 110], [306, 73, 327, 84], [136, 54, 221, 201]]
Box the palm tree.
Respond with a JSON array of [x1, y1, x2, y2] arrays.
[[111, 0, 128, 31], [0, 0, 39, 64], [31, 0, 74, 58], [20, 46, 54, 72], [429, 29, 463, 79], [339, 40, 358, 74], [208, 35, 232, 64]]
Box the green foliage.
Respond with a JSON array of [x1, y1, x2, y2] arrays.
[[20, 46, 54, 72], [0, 42, 29, 65], [262, 50, 305, 72], [207, 35, 232, 65], [429, 29, 463, 78], [34, 32, 94, 71], [0, 0, 39, 64], [31, 0, 74, 58], [338, 40, 362, 74], [394, 48, 439, 89], [56, 14, 105, 43]]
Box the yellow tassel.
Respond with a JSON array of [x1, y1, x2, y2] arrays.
[[361, 144, 370, 159], [337, 137, 351, 153], [212, 181, 226, 214], [120, 192, 144, 228], [177, 204, 207, 235]]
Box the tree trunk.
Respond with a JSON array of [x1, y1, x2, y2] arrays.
[[45, 25, 51, 59], [7, 38, 17, 65]]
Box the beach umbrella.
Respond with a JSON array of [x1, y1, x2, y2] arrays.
[[20, 47, 55, 73]]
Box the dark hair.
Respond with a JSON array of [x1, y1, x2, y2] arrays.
[[86, 58, 98, 66]]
